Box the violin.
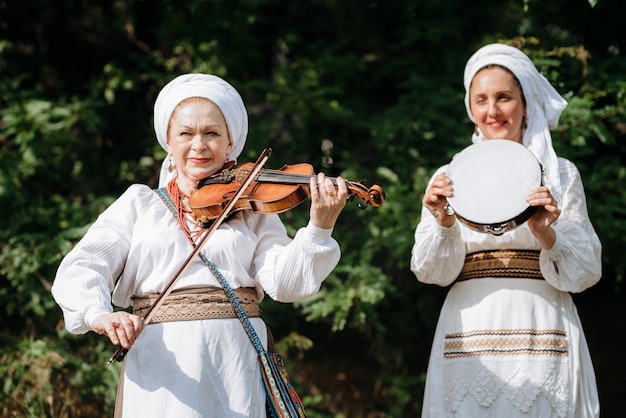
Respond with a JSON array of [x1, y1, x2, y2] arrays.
[[189, 160, 386, 224]]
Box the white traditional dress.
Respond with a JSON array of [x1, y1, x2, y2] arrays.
[[411, 158, 601, 418], [52, 184, 341, 417]]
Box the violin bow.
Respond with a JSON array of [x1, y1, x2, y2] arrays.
[[107, 148, 272, 365]]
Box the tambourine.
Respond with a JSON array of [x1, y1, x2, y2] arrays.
[[445, 139, 544, 235]]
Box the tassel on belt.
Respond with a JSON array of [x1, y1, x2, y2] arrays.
[[456, 250, 543, 282], [131, 286, 260, 323]]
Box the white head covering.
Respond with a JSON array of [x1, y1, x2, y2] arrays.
[[463, 43, 567, 202], [153, 73, 248, 187]]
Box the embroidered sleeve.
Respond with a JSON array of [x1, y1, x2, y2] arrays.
[[540, 159, 602, 292], [253, 214, 340, 302], [410, 167, 466, 286], [51, 185, 149, 333]]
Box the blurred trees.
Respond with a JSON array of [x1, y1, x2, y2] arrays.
[[1, 0, 625, 416]]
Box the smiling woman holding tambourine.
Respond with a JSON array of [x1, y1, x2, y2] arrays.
[[411, 44, 602, 418]]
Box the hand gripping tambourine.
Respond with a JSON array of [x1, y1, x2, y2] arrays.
[[445, 139, 544, 236]]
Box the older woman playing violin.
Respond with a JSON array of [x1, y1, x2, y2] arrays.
[[52, 73, 348, 417]]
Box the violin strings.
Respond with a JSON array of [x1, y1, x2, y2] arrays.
[[257, 169, 350, 186]]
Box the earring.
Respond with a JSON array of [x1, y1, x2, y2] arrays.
[[168, 155, 176, 173]]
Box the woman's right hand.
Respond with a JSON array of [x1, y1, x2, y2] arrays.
[[422, 173, 456, 227], [92, 312, 143, 349]]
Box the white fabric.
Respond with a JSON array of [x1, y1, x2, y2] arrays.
[[153, 74, 248, 187], [411, 158, 602, 418], [52, 184, 341, 417], [463, 43, 568, 205]]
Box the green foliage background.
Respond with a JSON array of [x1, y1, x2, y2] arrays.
[[1, 0, 625, 416]]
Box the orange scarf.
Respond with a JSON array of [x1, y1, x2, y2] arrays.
[[166, 179, 203, 245]]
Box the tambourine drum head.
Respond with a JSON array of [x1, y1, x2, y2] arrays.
[[446, 140, 542, 229]]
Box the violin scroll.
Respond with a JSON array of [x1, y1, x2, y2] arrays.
[[346, 181, 386, 209]]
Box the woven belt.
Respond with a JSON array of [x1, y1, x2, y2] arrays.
[[131, 286, 260, 323], [456, 250, 543, 281]]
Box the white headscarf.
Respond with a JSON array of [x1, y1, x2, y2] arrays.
[[463, 43, 567, 203], [153, 73, 248, 187]]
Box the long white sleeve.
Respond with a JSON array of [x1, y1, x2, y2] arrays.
[[539, 158, 602, 292], [410, 165, 466, 286]]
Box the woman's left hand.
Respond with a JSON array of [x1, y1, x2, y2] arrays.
[[309, 173, 348, 229], [526, 186, 561, 249]]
